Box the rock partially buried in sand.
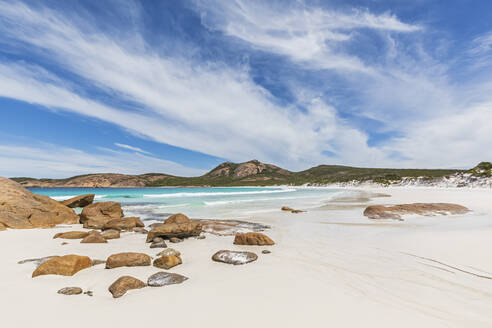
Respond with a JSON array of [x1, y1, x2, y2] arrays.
[[91, 259, 106, 266], [0, 177, 79, 229], [146, 214, 202, 242], [132, 227, 148, 234], [81, 231, 107, 243], [105, 252, 151, 269], [234, 232, 275, 246], [212, 250, 258, 265], [363, 203, 470, 220], [169, 237, 182, 243], [108, 276, 146, 298], [53, 231, 89, 239], [58, 287, 83, 295], [262, 250, 271, 254], [101, 229, 120, 240], [153, 255, 182, 269], [281, 206, 305, 213], [102, 217, 144, 231], [32, 255, 92, 277], [150, 240, 167, 248], [80, 201, 123, 229], [60, 194, 95, 208], [197, 219, 270, 236], [156, 248, 181, 258], [147, 272, 188, 287]]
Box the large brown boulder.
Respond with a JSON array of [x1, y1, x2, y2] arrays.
[[105, 252, 151, 269], [146, 221, 202, 242], [53, 231, 89, 239], [102, 217, 144, 231], [101, 229, 120, 240], [60, 194, 95, 208], [164, 213, 191, 224], [0, 177, 79, 229], [363, 203, 470, 220], [233, 232, 275, 246], [79, 202, 123, 229], [32, 255, 92, 277], [108, 276, 146, 298]]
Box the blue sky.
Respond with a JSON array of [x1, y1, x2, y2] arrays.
[[0, 0, 491, 178]]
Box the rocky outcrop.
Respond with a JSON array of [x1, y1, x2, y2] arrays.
[[108, 276, 146, 298], [58, 287, 83, 295], [60, 194, 95, 208], [153, 255, 182, 269], [53, 231, 89, 239], [0, 176, 78, 229], [363, 203, 470, 220], [80, 231, 107, 243], [147, 272, 188, 287], [101, 229, 120, 240], [102, 217, 144, 231], [233, 232, 275, 246], [105, 252, 151, 269], [32, 255, 92, 277], [212, 250, 258, 265], [146, 214, 202, 242], [79, 202, 123, 229]]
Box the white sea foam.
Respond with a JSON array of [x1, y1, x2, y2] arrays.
[[50, 195, 77, 201], [143, 188, 296, 198]]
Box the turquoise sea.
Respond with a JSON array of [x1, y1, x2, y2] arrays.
[[29, 187, 342, 221]]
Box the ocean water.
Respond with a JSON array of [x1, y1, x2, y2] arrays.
[[29, 186, 343, 221]]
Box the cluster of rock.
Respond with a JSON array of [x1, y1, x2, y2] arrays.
[[281, 206, 305, 213], [363, 203, 470, 220]]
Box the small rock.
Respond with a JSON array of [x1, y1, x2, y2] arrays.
[[108, 276, 146, 298], [164, 213, 191, 224], [103, 217, 144, 231], [153, 237, 164, 243], [57, 287, 83, 295], [148, 223, 163, 229], [61, 242, 68, 245], [32, 255, 92, 277], [196, 235, 206, 240], [147, 272, 188, 287], [106, 252, 151, 269], [291, 209, 305, 213], [233, 232, 275, 246], [212, 250, 257, 265], [53, 231, 89, 239], [150, 240, 167, 249], [91, 259, 106, 266], [153, 255, 182, 269], [60, 194, 95, 208], [281, 206, 294, 211], [101, 229, 120, 240], [132, 227, 148, 234], [84, 291, 93, 297], [262, 250, 271, 254], [81, 231, 107, 244], [169, 237, 182, 243], [156, 248, 181, 257]]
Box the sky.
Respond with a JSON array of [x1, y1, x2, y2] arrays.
[[0, 0, 491, 178]]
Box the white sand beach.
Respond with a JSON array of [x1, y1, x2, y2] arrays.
[[1, 187, 491, 328]]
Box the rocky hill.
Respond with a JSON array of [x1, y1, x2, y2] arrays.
[[10, 160, 492, 188]]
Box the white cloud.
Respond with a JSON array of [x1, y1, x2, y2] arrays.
[[0, 143, 205, 178], [114, 143, 151, 155]]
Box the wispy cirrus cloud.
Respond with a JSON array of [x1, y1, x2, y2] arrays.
[[114, 143, 151, 155]]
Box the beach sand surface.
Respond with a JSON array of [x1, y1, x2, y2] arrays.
[[1, 187, 491, 328]]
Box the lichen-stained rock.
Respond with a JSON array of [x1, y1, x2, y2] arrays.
[[105, 252, 151, 269], [79, 201, 123, 229], [58, 287, 83, 295], [0, 176, 78, 229], [212, 250, 258, 265], [164, 213, 191, 224], [108, 276, 146, 298], [101, 229, 120, 240], [32, 255, 92, 277], [363, 203, 470, 220], [233, 232, 275, 246], [156, 248, 181, 258], [146, 221, 202, 242], [60, 194, 95, 208], [102, 217, 144, 231], [147, 272, 188, 287], [80, 231, 107, 243], [53, 231, 89, 239], [197, 219, 270, 236], [153, 255, 182, 270]]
